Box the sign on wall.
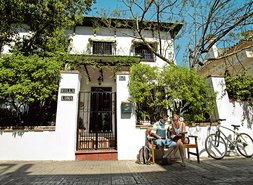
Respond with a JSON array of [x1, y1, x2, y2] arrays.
[[61, 96, 73, 101], [60, 88, 75, 94], [119, 76, 126, 81], [60, 88, 75, 101]]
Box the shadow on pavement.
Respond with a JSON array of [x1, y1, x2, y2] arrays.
[[0, 158, 252, 184]]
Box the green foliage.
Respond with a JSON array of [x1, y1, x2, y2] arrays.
[[225, 73, 253, 101], [0, 53, 61, 103], [162, 65, 216, 122], [0, 0, 96, 54], [129, 64, 216, 123], [0, 0, 96, 126], [0, 53, 61, 126], [129, 64, 166, 123]]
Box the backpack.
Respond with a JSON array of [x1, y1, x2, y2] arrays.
[[136, 145, 152, 165]]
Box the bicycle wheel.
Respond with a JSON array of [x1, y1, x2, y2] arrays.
[[205, 133, 227, 159], [237, 133, 253, 158]]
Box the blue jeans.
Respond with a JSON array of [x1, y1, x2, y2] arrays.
[[155, 139, 176, 148]]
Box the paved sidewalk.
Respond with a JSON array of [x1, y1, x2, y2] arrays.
[[0, 157, 252, 185]]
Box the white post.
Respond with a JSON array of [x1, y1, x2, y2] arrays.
[[116, 72, 145, 160], [209, 76, 231, 124], [55, 70, 80, 160]]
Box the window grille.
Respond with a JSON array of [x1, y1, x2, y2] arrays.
[[93, 42, 112, 54], [135, 45, 154, 61]]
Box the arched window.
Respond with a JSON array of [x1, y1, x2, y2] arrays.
[[135, 45, 154, 61]]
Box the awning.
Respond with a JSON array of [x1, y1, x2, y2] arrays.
[[88, 37, 116, 43], [132, 38, 159, 44]]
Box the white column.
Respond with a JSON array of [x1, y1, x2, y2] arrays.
[[116, 72, 146, 160], [55, 70, 80, 160], [209, 76, 230, 121]]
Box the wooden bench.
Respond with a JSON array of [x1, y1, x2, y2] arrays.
[[147, 129, 200, 163]]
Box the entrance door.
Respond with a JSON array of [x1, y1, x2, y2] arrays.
[[90, 87, 112, 133], [77, 87, 116, 150]]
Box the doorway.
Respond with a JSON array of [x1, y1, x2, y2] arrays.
[[77, 87, 117, 150]]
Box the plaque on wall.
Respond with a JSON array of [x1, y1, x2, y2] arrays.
[[60, 88, 75, 94], [119, 76, 126, 81], [61, 96, 73, 101]]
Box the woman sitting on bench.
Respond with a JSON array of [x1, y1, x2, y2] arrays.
[[169, 114, 189, 167]]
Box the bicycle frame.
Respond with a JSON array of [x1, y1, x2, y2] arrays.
[[215, 124, 239, 149], [205, 120, 253, 159]]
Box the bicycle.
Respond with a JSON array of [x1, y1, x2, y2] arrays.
[[205, 119, 253, 160]]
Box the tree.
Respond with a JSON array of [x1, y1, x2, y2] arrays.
[[128, 64, 164, 123], [0, 0, 96, 125], [114, 0, 253, 68], [225, 72, 253, 101], [186, 0, 253, 68], [0, 0, 96, 55], [0, 53, 61, 125], [129, 64, 216, 123]]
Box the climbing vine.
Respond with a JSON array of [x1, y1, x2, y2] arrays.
[[225, 73, 253, 102]]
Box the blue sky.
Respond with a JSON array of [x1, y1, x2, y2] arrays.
[[88, 0, 187, 66], [88, 0, 253, 68]]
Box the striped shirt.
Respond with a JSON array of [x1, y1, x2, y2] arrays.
[[151, 120, 169, 139]]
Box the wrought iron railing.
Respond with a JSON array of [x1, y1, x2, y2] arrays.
[[76, 91, 117, 150]]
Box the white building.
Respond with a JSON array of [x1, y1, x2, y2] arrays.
[[1, 17, 252, 161], [197, 31, 253, 77], [0, 17, 183, 160]]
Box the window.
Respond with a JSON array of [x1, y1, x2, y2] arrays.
[[93, 42, 112, 54], [135, 45, 154, 61]]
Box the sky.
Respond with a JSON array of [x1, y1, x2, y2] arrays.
[[88, 0, 187, 67], [88, 0, 253, 67]]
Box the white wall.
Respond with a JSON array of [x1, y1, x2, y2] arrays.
[[187, 126, 217, 157], [186, 76, 253, 158], [116, 72, 146, 160], [67, 26, 173, 67], [1, 73, 252, 160], [0, 71, 80, 160], [210, 76, 253, 136]]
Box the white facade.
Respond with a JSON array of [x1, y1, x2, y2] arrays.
[[0, 71, 80, 160], [1, 18, 252, 161], [67, 26, 175, 68], [188, 76, 253, 158], [1, 73, 252, 160], [0, 18, 178, 160]]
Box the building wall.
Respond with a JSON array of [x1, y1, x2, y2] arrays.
[[1, 25, 252, 160], [0, 24, 176, 160], [0, 74, 253, 160], [115, 72, 146, 160], [198, 40, 253, 78], [0, 71, 80, 160], [67, 26, 174, 68], [210, 76, 253, 135], [187, 76, 253, 158]]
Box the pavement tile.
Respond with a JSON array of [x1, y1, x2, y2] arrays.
[[0, 157, 253, 185]]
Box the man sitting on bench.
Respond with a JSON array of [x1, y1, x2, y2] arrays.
[[150, 114, 177, 165]]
